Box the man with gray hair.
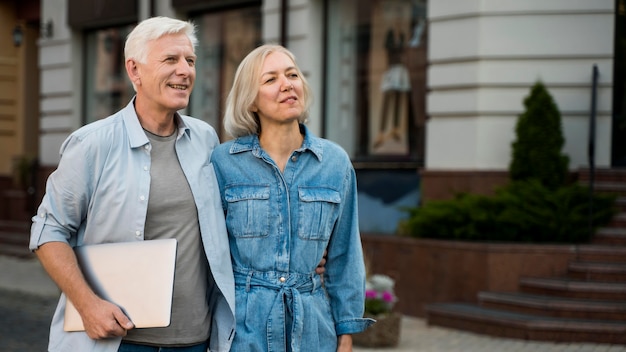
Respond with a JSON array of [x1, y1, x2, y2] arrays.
[[29, 16, 234, 352]]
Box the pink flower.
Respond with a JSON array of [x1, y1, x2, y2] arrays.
[[365, 290, 378, 299], [382, 291, 395, 303]]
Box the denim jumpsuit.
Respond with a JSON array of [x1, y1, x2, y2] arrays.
[[211, 125, 373, 352]]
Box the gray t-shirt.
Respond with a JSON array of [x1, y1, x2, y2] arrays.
[[124, 129, 212, 346]]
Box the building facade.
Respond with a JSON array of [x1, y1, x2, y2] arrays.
[[0, 0, 620, 234]]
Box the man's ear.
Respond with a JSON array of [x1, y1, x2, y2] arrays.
[[125, 59, 141, 87]]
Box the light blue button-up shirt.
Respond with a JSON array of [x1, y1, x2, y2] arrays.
[[211, 124, 374, 352], [29, 99, 235, 352]]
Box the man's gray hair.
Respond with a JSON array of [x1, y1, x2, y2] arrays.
[[125, 16, 197, 64]]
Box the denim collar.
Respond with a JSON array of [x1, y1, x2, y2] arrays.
[[229, 124, 324, 162]]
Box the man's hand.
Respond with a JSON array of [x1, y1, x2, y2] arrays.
[[35, 242, 134, 339], [80, 297, 134, 339], [315, 250, 328, 275]]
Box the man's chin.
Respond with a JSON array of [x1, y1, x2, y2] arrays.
[[171, 98, 190, 111]]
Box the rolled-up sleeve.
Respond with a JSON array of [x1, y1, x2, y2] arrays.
[[30, 135, 92, 250]]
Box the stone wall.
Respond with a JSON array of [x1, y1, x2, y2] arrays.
[[361, 235, 577, 317]]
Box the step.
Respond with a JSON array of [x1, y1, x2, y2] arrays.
[[592, 182, 626, 197], [0, 220, 32, 259], [578, 168, 626, 183], [0, 190, 33, 222], [0, 220, 31, 233], [593, 227, 626, 246], [0, 231, 30, 246], [520, 277, 626, 300], [608, 213, 626, 228], [576, 245, 626, 264], [0, 243, 34, 258], [569, 261, 626, 282], [426, 302, 626, 344], [478, 291, 626, 321], [616, 197, 626, 212]]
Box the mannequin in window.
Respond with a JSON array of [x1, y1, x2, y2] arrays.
[[373, 24, 411, 150]]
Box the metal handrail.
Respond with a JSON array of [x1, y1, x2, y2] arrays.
[[588, 64, 599, 237]]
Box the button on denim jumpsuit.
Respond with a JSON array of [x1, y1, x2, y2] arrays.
[[211, 125, 373, 352]]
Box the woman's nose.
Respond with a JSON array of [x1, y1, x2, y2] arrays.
[[281, 78, 293, 91]]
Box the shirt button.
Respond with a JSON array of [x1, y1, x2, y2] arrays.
[[144, 166, 148, 171], [144, 145, 149, 150], [39, 213, 45, 218], [291, 156, 297, 162], [139, 195, 145, 201], [279, 277, 286, 283], [135, 231, 141, 237]]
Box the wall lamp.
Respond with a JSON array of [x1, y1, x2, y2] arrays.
[[12, 20, 54, 47], [12, 25, 23, 47]]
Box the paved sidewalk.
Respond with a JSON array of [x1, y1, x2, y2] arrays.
[[354, 316, 626, 352], [2, 254, 626, 352], [0, 254, 59, 298]]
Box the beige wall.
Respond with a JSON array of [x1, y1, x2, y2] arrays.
[[426, 0, 614, 171], [0, 2, 20, 176], [0, 2, 39, 177]]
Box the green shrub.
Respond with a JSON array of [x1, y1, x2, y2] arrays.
[[497, 181, 617, 243], [398, 180, 616, 244], [399, 193, 507, 241], [509, 81, 569, 189]]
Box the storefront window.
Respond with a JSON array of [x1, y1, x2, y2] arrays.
[[325, 0, 426, 235], [189, 7, 262, 138], [326, 0, 427, 163], [84, 25, 135, 123]]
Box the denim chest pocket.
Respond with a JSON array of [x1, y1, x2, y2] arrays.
[[224, 184, 270, 238], [297, 187, 341, 241]]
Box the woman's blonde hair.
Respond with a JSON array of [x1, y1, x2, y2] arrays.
[[223, 44, 312, 138]]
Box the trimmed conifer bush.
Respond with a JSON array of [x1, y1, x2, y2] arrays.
[[509, 81, 569, 189]]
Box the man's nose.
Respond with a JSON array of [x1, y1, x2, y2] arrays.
[[176, 60, 193, 76]]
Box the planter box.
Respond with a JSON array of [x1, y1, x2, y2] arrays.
[[361, 235, 577, 317], [353, 312, 402, 348]]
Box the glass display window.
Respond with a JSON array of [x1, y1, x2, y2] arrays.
[[326, 0, 427, 163], [189, 7, 262, 139], [84, 25, 135, 123]]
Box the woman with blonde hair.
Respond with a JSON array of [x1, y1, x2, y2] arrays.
[[211, 44, 373, 351]]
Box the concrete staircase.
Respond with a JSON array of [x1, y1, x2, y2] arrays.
[[426, 168, 626, 344], [0, 179, 35, 258], [0, 220, 33, 258]]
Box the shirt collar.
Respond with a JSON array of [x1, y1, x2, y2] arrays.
[[121, 96, 189, 148], [229, 124, 324, 161]]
